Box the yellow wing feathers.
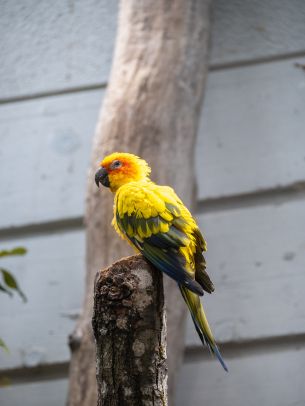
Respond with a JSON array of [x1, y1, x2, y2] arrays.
[[114, 181, 199, 252]]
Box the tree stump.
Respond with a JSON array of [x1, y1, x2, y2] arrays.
[[92, 254, 167, 406]]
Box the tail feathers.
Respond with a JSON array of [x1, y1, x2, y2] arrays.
[[180, 285, 228, 372], [213, 345, 228, 372]]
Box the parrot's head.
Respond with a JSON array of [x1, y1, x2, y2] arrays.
[[95, 152, 151, 192]]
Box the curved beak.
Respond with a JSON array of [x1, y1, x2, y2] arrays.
[[95, 167, 110, 188]]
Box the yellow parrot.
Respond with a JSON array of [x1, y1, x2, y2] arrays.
[[95, 152, 227, 371]]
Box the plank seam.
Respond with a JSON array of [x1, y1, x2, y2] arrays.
[[197, 181, 305, 214], [209, 49, 305, 72], [1, 50, 305, 105], [185, 332, 305, 363], [0, 83, 107, 105], [1, 181, 305, 239], [0, 361, 69, 386], [2, 332, 305, 384], [0, 216, 84, 240]]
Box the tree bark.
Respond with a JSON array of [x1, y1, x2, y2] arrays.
[[92, 255, 167, 406], [67, 1, 212, 405]]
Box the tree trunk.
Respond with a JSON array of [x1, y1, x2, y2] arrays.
[[92, 255, 167, 406], [67, 1, 212, 405]]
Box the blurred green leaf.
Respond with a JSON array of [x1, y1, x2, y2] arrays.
[[0, 338, 9, 353], [2, 269, 18, 289], [0, 269, 27, 302], [0, 247, 27, 258], [0, 248, 27, 359]]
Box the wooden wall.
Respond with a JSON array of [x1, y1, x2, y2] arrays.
[[1, 1, 305, 404]]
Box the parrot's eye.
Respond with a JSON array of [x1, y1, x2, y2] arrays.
[[110, 160, 122, 170]]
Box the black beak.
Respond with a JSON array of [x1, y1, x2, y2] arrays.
[[95, 167, 110, 188]]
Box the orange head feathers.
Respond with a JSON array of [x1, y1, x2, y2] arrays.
[[95, 152, 151, 192]]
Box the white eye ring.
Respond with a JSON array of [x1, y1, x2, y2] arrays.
[[111, 160, 122, 169]]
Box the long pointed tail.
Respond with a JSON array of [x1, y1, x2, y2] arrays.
[[179, 285, 228, 371]]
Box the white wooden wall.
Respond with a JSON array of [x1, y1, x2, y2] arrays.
[[1, 1, 305, 404]]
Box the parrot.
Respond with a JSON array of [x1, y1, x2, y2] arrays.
[[95, 152, 228, 371]]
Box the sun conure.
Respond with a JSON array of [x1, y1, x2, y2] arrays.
[[95, 152, 227, 371]]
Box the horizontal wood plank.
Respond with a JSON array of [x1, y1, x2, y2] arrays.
[[211, 0, 305, 65], [0, 231, 85, 370], [187, 199, 305, 345], [0, 0, 118, 99], [0, 379, 67, 406], [1, 0, 305, 99], [2, 345, 304, 406], [176, 345, 305, 406], [1, 59, 305, 229], [0, 90, 103, 229], [1, 200, 304, 370], [187, 201, 305, 345], [196, 57, 305, 200]]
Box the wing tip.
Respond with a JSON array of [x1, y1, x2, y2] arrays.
[[184, 279, 204, 296]]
